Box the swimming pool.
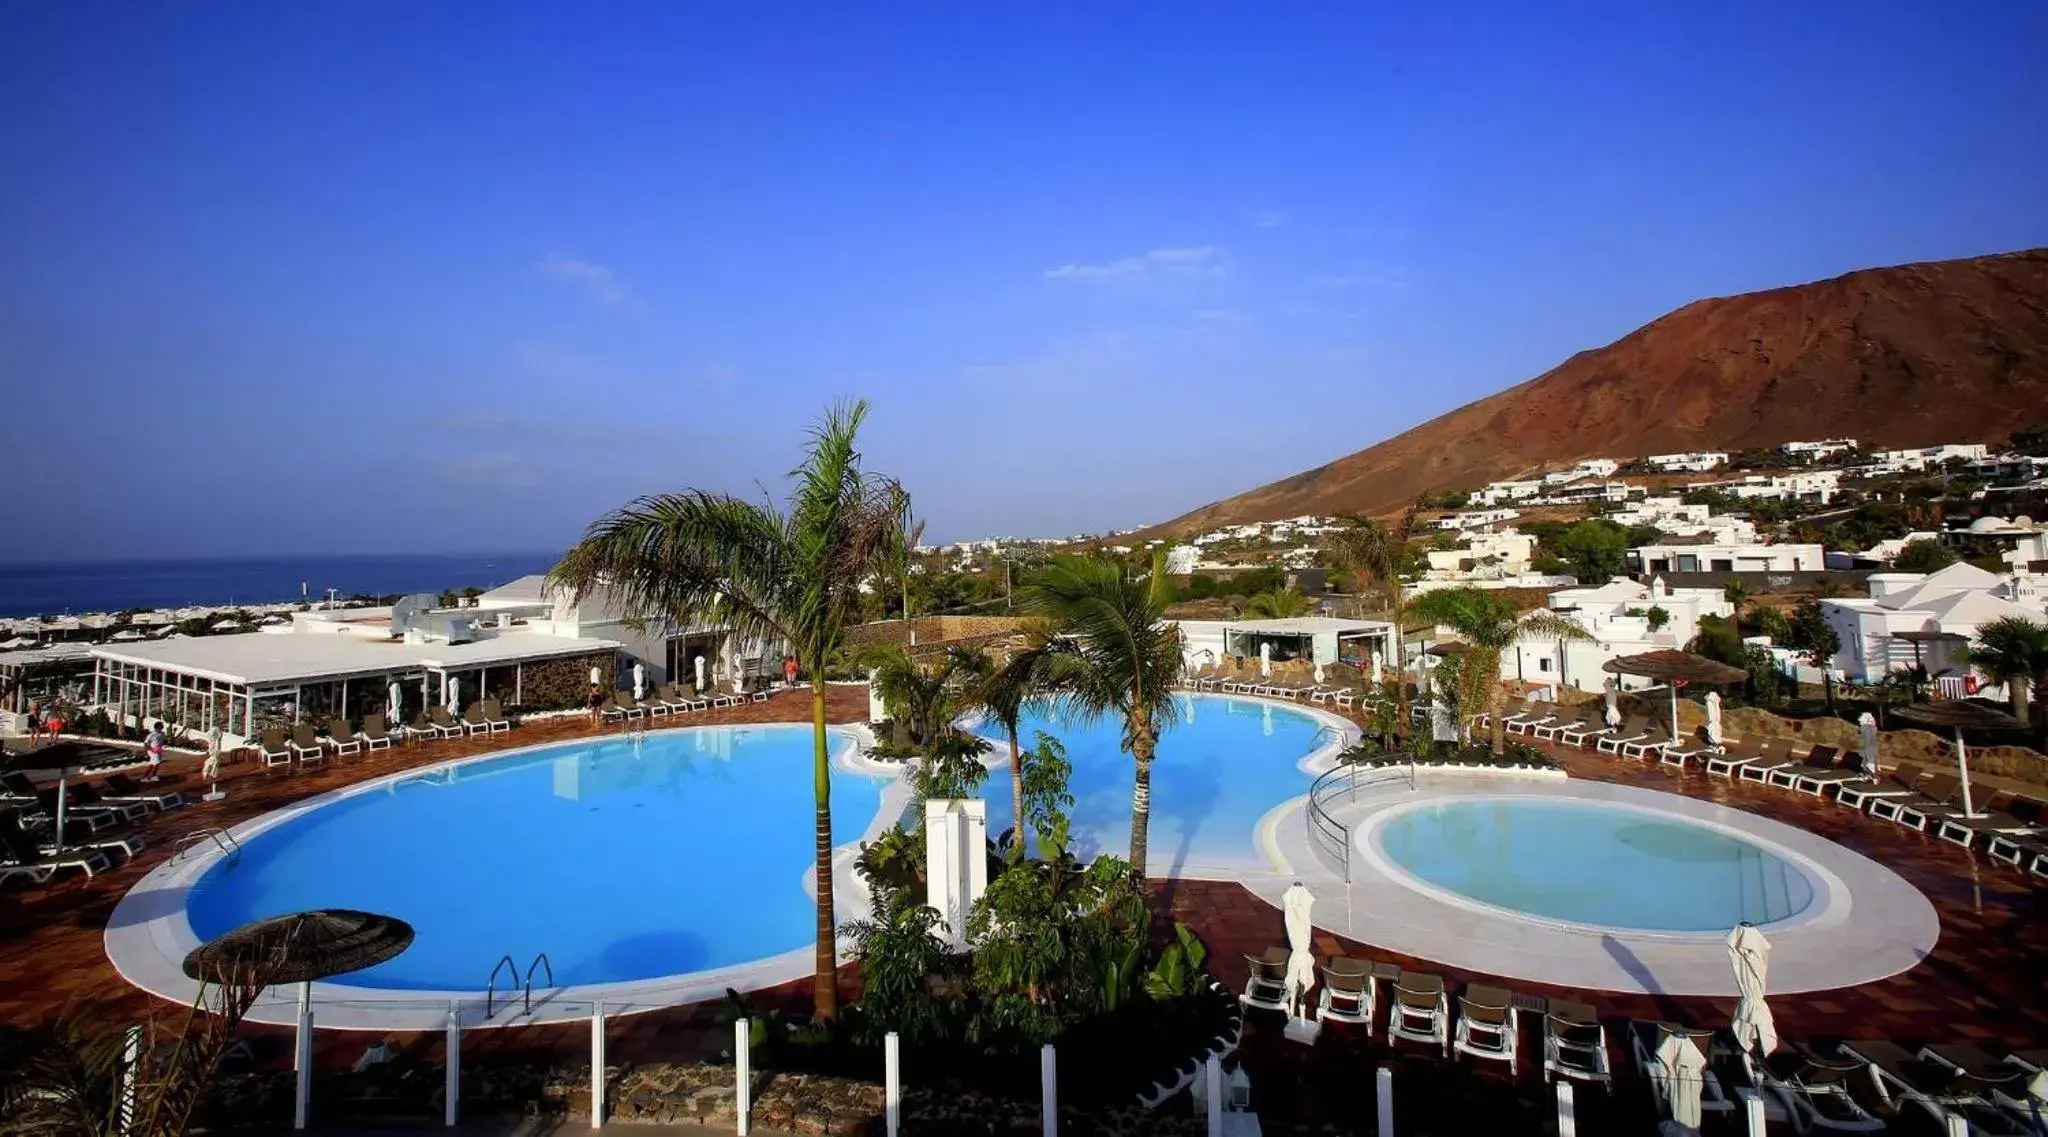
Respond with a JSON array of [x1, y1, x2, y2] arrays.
[[1374, 797, 1818, 932], [181, 725, 885, 992], [976, 693, 1337, 873]]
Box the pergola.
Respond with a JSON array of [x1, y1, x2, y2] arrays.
[[1603, 650, 1748, 750], [1883, 628, 1968, 676]]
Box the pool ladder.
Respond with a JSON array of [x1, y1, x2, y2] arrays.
[[484, 952, 555, 1019]]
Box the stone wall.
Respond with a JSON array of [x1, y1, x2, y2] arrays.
[[522, 652, 615, 711], [844, 615, 1032, 649]]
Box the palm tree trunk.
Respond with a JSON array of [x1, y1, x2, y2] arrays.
[[2011, 678, 2032, 726], [1488, 681, 1505, 755], [1008, 728, 1026, 845], [809, 678, 839, 1021], [1129, 741, 1154, 878]]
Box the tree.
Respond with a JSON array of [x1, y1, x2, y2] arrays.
[[1242, 588, 1312, 618], [1644, 605, 1671, 633], [1963, 616, 2048, 724], [1785, 600, 1842, 710], [1892, 539, 1958, 573], [1325, 509, 1420, 715], [1722, 580, 1753, 619], [1017, 551, 1184, 876], [862, 644, 989, 748], [965, 642, 1062, 842], [1406, 587, 1591, 754], [550, 400, 903, 1021], [1688, 614, 1747, 670], [1551, 519, 1629, 586]]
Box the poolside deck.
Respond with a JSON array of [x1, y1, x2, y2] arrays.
[[3, 691, 2044, 1134]]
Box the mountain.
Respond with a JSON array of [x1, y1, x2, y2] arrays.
[[1149, 248, 2048, 534]]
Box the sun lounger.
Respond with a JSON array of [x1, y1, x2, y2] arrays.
[[1621, 723, 1676, 760], [1543, 1000, 1611, 1087], [1704, 737, 1766, 778], [1833, 762, 1926, 811], [32, 789, 119, 834], [325, 722, 363, 757], [64, 783, 151, 823], [101, 773, 184, 811], [1922, 1043, 2048, 1134], [425, 708, 466, 739], [1504, 703, 1560, 736], [1789, 748, 1872, 797], [470, 700, 511, 733], [1737, 738, 1803, 784], [1986, 830, 2048, 877], [1316, 958, 1374, 1027], [1532, 706, 1596, 742], [1764, 743, 1839, 790], [1332, 688, 1359, 710], [1240, 947, 1288, 1013], [289, 725, 326, 768], [1754, 1046, 1884, 1133], [259, 728, 295, 771], [1386, 972, 1449, 1056], [1557, 712, 1619, 749], [1843, 1039, 2029, 1136], [1659, 729, 1720, 769], [0, 771, 39, 801], [1596, 716, 1651, 755], [1871, 773, 1961, 829], [360, 714, 395, 751], [1453, 983, 1519, 1073], [0, 824, 111, 878], [1932, 802, 2044, 851]]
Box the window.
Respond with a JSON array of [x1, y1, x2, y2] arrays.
[[1710, 559, 1734, 572], [1538, 659, 1552, 673]]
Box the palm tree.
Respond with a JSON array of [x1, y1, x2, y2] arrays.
[[862, 643, 989, 748], [1326, 508, 1419, 708], [549, 399, 903, 1021], [1963, 615, 2048, 725], [1017, 551, 1184, 875], [1722, 580, 1752, 624], [965, 637, 1060, 843], [1407, 586, 1591, 754], [1242, 588, 1311, 619]]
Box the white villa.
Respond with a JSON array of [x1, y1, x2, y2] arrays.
[[1782, 439, 1858, 462], [1629, 542, 1825, 576], [87, 577, 758, 745], [1432, 508, 1522, 532], [1423, 531, 1536, 581], [1543, 458, 1621, 486], [1609, 496, 1758, 543], [1864, 443, 1990, 475], [1177, 617, 1398, 672], [1720, 471, 1841, 503], [1470, 480, 1545, 507], [1497, 577, 1735, 693], [1646, 452, 1729, 473], [1820, 562, 2048, 684]]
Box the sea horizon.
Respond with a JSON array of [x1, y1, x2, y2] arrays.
[[0, 551, 562, 619]]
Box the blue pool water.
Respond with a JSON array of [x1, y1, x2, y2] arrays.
[[186, 726, 884, 991], [977, 693, 1330, 872], [1376, 798, 1816, 931]]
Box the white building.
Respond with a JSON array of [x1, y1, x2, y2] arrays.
[[1865, 443, 1991, 474], [1498, 577, 1734, 693], [1856, 531, 1943, 566], [1535, 480, 1635, 506], [2005, 530, 2048, 575], [1164, 545, 1199, 575], [1721, 471, 1841, 503], [1820, 562, 2048, 683], [1431, 508, 1522, 532], [1630, 542, 1825, 575], [1967, 453, 2048, 482], [1646, 452, 1729, 473], [1781, 439, 1858, 462], [1423, 531, 1536, 581], [1470, 480, 1545, 507], [1609, 497, 1759, 543], [1542, 458, 1621, 486], [1176, 617, 1397, 672]]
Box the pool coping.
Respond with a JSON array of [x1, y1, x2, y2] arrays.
[[104, 722, 908, 1031], [1251, 776, 1941, 996]]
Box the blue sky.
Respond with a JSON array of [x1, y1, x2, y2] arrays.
[[3, 2, 2044, 561]]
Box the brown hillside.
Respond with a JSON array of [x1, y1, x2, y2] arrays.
[[1152, 248, 2048, 534]]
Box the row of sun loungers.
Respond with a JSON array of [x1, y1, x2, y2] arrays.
[[0, 765, 177, 882], [603, 684, 768, 723], [1240, 948, 1610, 1086]]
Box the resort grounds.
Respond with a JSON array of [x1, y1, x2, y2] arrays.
[[4, 689, 2045, 1135]]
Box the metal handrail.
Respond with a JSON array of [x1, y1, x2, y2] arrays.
[[484, 955, 518, 1019], [1305, 756, 1416, 883], [522, 953, 555, 1013], [170, 828, 241, 866]]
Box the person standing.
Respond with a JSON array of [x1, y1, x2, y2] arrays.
[[25, 702, 42, 745], [783, 654, 799, 688], [587, 682, 605, 729], [144, 720, 167, 782]]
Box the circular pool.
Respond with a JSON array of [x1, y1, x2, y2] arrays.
[[1376, 797, 1818, 932]]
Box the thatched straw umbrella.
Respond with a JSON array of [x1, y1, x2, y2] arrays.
[[1602, 650, 1748, 750], [1886, 700, 2025, 820], [184, 909, 414, 1130]]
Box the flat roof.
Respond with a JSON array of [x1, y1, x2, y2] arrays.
[[90, 630, 622, 687], [0, 642, 98, 667], [1218, 617, 1394, 635]]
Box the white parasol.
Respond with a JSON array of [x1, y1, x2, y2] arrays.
[[1281, 882, 1317, 1021], [387, 679, 403, 723], [1727, 923, 1778, 1059], [590, 665, 602, 688], [1369, 649, 1382, 682], [1704, 691, 1723, 747], [632, 662, 645, 702], [693, 654, 706, 692], [446, 675, 460, 712], [867, 669, 887, 724], [1653, 1032, 1707, 1132], [1259, 642, 1271, 678], [1313, 661, 1325, 684], [1604, 676, 1621, 727], [1858, 712, 1880, 774]]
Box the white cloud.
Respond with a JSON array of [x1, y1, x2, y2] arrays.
[[539, 255, 640, 311], [1042, 246, 1228, 284], [1253, 209, 1286, 229]]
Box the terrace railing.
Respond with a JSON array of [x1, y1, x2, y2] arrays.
[[1306, 757, 1415, 883]]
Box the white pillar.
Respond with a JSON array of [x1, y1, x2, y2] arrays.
[[1376, 1066, 1393, 1137], [1955, 730, 1979, 818], [119, 1024, 141, 1135], [1739, 1088, 1767, 1137], [735, 1019, 751, 1136], [885, 1032, 901, 1137], [444, 1004, 460, 1127], [1555, 1082, 1574, 1137], [293, 983, 314, 1130], [589, 1003, 605, 1129], [1944, 1110, 1971, 1137], [1039, 1044, 1057, 1137], [1205, 1056, 1224, 1137]]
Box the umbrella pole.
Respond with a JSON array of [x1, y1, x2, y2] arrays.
[[294, 980, 313, 1130], [54, 777, 67, 853], [1954, 728, 1979, 819], [1670, 686, 1680, 747]]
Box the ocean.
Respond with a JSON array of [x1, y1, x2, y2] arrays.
[[0, 552, 562, 618]]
